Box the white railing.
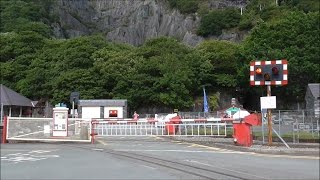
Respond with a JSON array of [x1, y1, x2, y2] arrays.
[[91, 120, 228, 137]]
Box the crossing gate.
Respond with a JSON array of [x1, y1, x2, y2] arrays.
[[3, 116, 91, 143], [2, 116, 231, 143], [90, 118, 230, 141]]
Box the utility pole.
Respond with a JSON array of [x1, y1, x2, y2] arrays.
[[267, 85, 272, 145]]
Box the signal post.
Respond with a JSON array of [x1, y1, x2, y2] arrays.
[[250, 60, 288, 146]]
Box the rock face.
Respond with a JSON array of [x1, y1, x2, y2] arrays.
[[51, 0, 247, 46]]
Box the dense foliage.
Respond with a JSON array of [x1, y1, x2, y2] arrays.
[[198, 8, 241, 36], [167, 0, 199, 14], [0, 0, 319, 111]]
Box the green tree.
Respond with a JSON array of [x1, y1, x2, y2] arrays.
[[0, 31, 46, 90], [241, 11, 320, 103], [92, 42, 137, 99], [0, 0, 52, 37], [196, 40, 240, 88], [197, 8, 241, 36], [16, 35, 108, 101]]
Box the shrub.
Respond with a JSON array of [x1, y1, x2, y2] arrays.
[[168, 0, 199, 14], [197, 8, 241, 37]]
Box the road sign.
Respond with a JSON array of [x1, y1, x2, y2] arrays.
[[70, 92, 80, 104], [260, 96, 276, 109]]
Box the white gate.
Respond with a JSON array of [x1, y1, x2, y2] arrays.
[[3, 117, 231, 143], [5, 117, 91, 143], [91, 119, 229, 137]]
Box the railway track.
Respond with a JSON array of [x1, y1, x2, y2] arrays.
[[64, 143, 264, 180]]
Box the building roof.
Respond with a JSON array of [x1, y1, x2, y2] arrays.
[[308, 83, 320, 99], [0, 84, 33, 107], [78, 99, 127, 107]]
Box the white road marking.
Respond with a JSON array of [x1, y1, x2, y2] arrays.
[[1, 149, 60, 164], [92, 148, 104, 151], [97, 140, 108, 146], [29, 150, 52, 154], [184, 159, 269, 180], [140, 165, 157, 170]]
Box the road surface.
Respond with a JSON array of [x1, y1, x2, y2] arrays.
[[1, 137, 319, 179]]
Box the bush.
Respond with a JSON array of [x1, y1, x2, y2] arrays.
[[239, 10, 256, 30], [168, 0, 199, 14], [197, 8, 241, 37]]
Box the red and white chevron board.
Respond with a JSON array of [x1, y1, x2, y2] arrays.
[[250, 59, 288, 86]]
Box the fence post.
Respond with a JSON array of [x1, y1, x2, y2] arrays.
[[2, 116, 7, 144], [317, 119, 319, 137]]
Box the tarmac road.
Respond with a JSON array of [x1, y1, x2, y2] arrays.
[[1, 137, 319, 180]]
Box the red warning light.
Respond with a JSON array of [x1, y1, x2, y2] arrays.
[[255, 68, 262, 75], [272, 66, 279, 75]]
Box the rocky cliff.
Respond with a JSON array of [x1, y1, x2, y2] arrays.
[[51, 0, 248, 46]]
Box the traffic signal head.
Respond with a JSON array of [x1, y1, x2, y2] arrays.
[[250, 60, 288, 86]]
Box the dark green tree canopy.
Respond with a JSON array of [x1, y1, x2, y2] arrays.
[[0, 0, 319, 111]]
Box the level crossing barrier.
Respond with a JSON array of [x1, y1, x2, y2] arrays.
[[3, 116, 91, 143], [2, 116, 234, 143], [90, 118, 231, 143]]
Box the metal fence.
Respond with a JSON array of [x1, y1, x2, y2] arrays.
[[252, 110, 320, 144]]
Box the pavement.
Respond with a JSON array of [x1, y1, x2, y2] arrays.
[[169, 136, 320, 157]]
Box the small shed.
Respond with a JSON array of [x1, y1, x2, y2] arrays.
[[305, 83, 320, 118], [78, 99, 128, 119], [0, 84, 34, 118]]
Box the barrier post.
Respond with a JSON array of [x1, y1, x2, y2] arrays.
[[91, 120, 95, 144], [91, 120, 98, 144], [2, 116, 7, 144]]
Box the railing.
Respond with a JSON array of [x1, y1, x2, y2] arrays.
[[91, 119, 228, 137]]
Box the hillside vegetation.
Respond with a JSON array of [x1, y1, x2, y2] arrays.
[[0, 0, 319, 111]]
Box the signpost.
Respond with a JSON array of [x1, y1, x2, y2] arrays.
[[250, 60, 288, 146], [70, 92, 80, 118]]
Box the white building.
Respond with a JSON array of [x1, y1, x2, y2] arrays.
[[78, 99, 128, 119]]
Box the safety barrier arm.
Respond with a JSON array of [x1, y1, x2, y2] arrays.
[[90, 117, 234, 124]]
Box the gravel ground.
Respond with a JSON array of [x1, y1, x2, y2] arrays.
[[169, 136, 320, 156]]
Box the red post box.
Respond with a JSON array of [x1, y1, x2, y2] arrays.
[[232, 113, 261, 147]]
